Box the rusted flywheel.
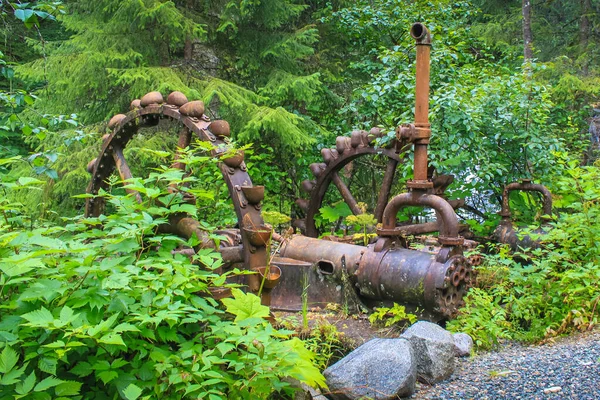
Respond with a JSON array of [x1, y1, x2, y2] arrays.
[[84, 90, 268, 291], [295, 127, 405, 237], [295, 129, 462, 238]]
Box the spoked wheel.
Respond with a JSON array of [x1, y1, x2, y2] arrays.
[[295, 128, 406, 237], [295, 128, 462, 239], [84, 90, 268, 288]]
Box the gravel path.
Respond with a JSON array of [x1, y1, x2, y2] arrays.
[[411, 330, 600, 399]]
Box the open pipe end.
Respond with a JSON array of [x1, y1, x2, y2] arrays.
[[410, 22, 431, 44]]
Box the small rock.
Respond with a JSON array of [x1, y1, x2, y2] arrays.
[[283, 378, 325, 400], [324, 338, 416, 399], [453, 332, 474, 357], [401, 321, 455, 384], [543, 386, 562, 394]]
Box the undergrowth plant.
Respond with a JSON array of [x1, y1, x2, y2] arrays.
[[368, 303, 417, 329], [448, 158, 600, 349], [0, 147, 325, 399]]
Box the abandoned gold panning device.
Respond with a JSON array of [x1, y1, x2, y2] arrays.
[[84, 23, 474, 319]]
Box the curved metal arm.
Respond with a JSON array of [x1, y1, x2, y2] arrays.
[[500, 180, 552, 220], [377, 192, 463, 246]]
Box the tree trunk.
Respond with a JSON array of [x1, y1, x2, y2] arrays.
[[184, 37, 193, 61], [522, 0, 533, 62], [580, 0, 591, 75]]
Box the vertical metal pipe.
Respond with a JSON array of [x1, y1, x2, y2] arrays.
[[410, 23, 431, 183]]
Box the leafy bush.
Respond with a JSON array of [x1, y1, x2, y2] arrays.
[[449, 159, 600, 348], [446, 288, 512, 350], [0, 154, 324, 399], [368, 303, 417, 329]]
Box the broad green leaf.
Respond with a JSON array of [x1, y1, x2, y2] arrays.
[[70, 362, 93, 377], [0, 258, 43, 277], [221, 289, 269, 322], [97, 370, 118, 384], [34, 376, 64, 392], [38, 357, 57, 375], [17, 177, 44, 186], [43, 341, 66, 348], [0, 365, 26, 385], [98, 333, 126, 346], [318, 202, 352, 223], [21, 307, 54, 328], [15, 371, 35, 395], [0, 331, 18, 342], [122, 383, 143, 400], [87, 313, 119, 337], [55, 381, 82, 396], [113, 323, 140, 333], [0, 347, 18, 373]]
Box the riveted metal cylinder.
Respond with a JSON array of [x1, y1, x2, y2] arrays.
[[279, 235, 471, 317]]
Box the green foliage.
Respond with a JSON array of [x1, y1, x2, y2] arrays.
[[261, 210, 291, 227], [449, 160, 600, 348], [446, 288, 512, 349], [0, 151, 325, 399], [345, 207, 377, 246], [300, 323, 351, 371], [368, 303, 418, 329], [317, 202, 352, 231]]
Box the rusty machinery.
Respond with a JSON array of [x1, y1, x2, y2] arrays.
[[85, 23, 473, 319], [493, 179, 553, 250]]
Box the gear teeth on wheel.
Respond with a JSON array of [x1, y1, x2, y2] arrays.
[[336, 136, 352, 154], [108, 114, 127, 130], [167, 91, 188, 106], [179, 101, 205, 118], [321, 148, 339, 164], [130, 99, 141, 110], [299, 125, 401, 237], [292, 218, 306, 232], [209, 120, 231, 137], [301, 180, 316, 193], [309, 163, 327, 178], [350, 130, 371, 148], [86, 158, 97, 174], [369, 127, 384, 138], [140, 91, 164, 107], [295, 198, 310, 212]]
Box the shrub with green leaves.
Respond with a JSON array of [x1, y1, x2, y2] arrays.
[[368, 303, 417, 329], [449, 159, 600, 348], [0, 156, 324, 399]]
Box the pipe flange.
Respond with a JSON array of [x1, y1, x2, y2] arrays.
[[406, 180, 434, 189], [438, 236, 464, 246]]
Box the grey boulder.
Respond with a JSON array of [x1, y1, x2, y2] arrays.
[[453, 332, 474, 357], [401, 321, 455, 384], [324, 338, 416, 399]]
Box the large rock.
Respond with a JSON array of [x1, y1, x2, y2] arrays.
[[453, 332, 474, 357], [401, 321, 455, 384], [324, 338, 416, 399]]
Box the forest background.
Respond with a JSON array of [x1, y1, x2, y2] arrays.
[[1, 0, 600, 399]]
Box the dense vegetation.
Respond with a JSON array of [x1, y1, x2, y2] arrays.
[[1, 0, 600, 397]]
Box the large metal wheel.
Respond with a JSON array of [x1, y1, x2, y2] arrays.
[[84, 90, 268, 278], [295, 128, 408, 237], [295, 128, 463, 239]]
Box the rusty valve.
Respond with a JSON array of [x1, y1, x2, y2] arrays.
[[494, 179, 553, 250]]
